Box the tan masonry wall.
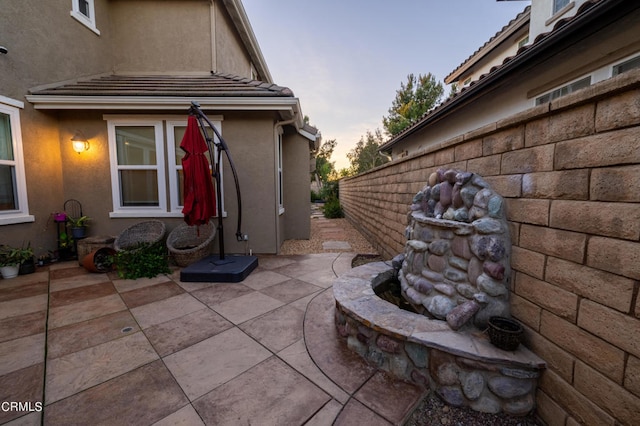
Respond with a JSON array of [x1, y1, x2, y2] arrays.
[[339, 69, 640, 426]]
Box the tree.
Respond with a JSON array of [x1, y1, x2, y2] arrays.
[[382, 73, 444, 136], [312, 138, 337, 186], [347, 129, 389, 174]]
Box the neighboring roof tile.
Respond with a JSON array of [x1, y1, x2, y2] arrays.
[[29, 73, 294, 97], [444, 5, 531, 83], [381, 0, 606, 152]]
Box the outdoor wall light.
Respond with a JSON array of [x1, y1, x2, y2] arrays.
[[71, 131, 90, 153]]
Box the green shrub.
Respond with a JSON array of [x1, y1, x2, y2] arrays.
[[322, 198, 344, 218], [115, 242, 170, 279], [311, 189, 320, 202]]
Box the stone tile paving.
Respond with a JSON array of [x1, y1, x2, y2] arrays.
[[0, 221, 427, 425]]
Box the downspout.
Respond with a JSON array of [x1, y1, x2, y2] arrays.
[[210, 0, 217, 73], [273, 117, 297, 253]]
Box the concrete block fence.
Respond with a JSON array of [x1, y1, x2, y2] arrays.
[[339, 69, 640, 426]]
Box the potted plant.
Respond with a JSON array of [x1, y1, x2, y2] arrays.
[[68, 216, 90, 239], [0, 245, 22, 279], [82, 247, 116, 273], [17, 243, 35, 275]]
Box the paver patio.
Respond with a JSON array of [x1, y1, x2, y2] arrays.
[[0, 243, 426, 425]]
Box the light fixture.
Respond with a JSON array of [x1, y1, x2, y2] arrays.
[[71, 131, 90, 153]]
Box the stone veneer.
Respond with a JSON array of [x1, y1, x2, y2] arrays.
[[401, 169, 511, 330], [334, 261, 546, 416]]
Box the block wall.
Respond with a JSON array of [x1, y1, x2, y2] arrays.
[[339, 70, 640, 425]]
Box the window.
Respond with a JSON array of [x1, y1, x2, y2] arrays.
[[0, 97, 33, 225], [71, 0, 100, 35], [535, 76, 591, 105], [553, 0, 570, 15], [166, 120, 224, 217], [613, 54, 640, 76], [517, 36, 529, 49], [107, 116, 223, 218], [277, 130, 284, 215]]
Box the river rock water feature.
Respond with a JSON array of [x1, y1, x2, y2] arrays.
[[402, 169, 511, 330], [333, 169, 545, 416]]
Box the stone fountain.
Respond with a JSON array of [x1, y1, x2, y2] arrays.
[[333, 169, 546, 416]]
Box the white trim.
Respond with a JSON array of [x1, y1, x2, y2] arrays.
[[107, 119, 167, 216], [0, 96, 24, 109], [26, 95, 299, 113], [546, 1, 575, 26], [166, 118, 226, 217], [0, 99, 33, 225], [70, 0, 101, 35], [276, 130, 284, 215]]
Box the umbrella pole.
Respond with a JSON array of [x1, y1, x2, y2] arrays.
[[191, 107, 226, 260], [180, 101, 259, 283]]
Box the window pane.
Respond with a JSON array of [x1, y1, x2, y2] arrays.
[[613, 55, 640, 76], [174, 125, 212, 164], [553, 0, 569, 14], [0, 113, 14, 161], [177, 169, 184, 205], [119, 170, 159, 206], [0, 164, 17, 211], [79, 0, 90, 17], [116, 126, 157, 165]]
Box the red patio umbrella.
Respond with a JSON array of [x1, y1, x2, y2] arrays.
[[181, 115, 216, 226]]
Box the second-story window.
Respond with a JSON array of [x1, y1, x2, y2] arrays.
[[71, 0, 100, 35], [553, 0, 570, 15]]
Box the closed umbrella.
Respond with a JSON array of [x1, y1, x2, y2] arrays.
[[181, 115, 216, 226]]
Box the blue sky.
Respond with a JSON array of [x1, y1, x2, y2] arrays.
[[241, 0, 531, 170]]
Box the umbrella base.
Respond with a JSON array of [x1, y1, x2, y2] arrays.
[[180, 254, 258, 283]]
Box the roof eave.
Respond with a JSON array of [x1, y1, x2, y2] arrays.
[[381, 0, 632, 154], [25, 95, 298, 116], [444, 6, 531, 84]]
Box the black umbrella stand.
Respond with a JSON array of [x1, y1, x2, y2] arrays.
[[180, 101, 258, 283]]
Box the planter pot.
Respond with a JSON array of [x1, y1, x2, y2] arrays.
[[53, 212, 67, 222], [19, 257, 36, 275], [487, 316, 523, 351], [82, 247, 116, 273], [0, 265, 20, 279], [71, 226, 87, 239]]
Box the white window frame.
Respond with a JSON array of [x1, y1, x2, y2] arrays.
[[107, 118, 167, 218], [277, 129, 284, 215], [0, 97, 33, 225], [71, 0, 100, 35], [535, 75, 591, 105], [612, 53, 640, 77], [166, 118, 226, 217], [553, 0, 570, 15]]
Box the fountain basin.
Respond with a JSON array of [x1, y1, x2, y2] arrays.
[[334, 261, 546, 416]]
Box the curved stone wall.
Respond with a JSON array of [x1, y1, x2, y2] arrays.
[[400, 169, 511, 329]]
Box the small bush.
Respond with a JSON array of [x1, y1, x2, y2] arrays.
[[311, 189, 320, 202], [323, 198, 344, 218], [115, 242, 170, 279]]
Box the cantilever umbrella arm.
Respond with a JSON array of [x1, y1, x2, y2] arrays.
[[189, 101, 245, 259]]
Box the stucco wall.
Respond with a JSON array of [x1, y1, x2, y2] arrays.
[[339, 69, 640, 425], [282, 131, 312, 242]]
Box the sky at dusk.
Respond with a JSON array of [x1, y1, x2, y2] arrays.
[[241, 0, 531, 170]]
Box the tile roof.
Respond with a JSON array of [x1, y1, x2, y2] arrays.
[[444, 5, 531, 84], [29, 73, 294, 98], [380, 0, 609, 152]]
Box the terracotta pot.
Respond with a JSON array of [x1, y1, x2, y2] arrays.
[[82, 247, 116, 273]]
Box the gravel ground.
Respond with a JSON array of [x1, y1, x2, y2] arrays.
[[282, 212, 542, 425], [406, 393, 541, 426], [279, 217, 378, 255]]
